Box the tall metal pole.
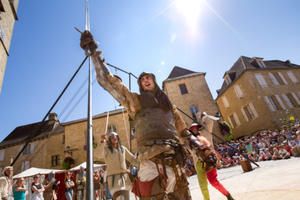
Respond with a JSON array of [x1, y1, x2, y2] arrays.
[[85, 0, 94, 199], [86, 57, 94, 200]]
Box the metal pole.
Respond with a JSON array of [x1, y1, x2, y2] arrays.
[[85, 0, 90, 31], [86, 57, 94, 199]]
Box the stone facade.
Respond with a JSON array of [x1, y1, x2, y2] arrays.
[[216, 57, 300, 138], [0, 0, 19, 93], [63, 109, 133, 165], [0, 110, 133, 174], [163, 66, 224, 142]]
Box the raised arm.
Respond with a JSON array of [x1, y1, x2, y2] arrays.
[[80, 31, 137, 112]]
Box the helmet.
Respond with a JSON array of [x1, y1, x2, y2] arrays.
[[108, 132, 118, 137], [189, 123, 201, 131]]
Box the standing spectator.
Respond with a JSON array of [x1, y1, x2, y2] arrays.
[[13, 178, 27, 200], [31, 175, 45, 200], [64, 171, 74, 200], [50, 180, 60, 200], [99, 169, 105, 200], [0, 166, 13, 200], [94, 170, 100, 199], [76, 167, 86, 200]]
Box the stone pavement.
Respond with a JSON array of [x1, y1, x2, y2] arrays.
[[189, 157, 300, 200], [129, 157, 300, 199]]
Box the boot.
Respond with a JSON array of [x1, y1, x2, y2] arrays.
[[226, 193, 235, 200]]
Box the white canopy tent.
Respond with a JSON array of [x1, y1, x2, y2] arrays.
[[13, 167, 63, 179], [70, 162, 105, 171]]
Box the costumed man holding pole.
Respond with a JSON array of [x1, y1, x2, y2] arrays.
[[80, 31, 217, 200], [189, 112, 235, 200]]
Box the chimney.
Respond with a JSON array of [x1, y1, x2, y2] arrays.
[[48, 113, 58, 121]]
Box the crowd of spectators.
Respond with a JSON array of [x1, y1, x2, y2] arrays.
[[215, 123, 300, 168]]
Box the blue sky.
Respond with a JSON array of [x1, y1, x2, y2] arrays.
[[1, 0, 300, 141]]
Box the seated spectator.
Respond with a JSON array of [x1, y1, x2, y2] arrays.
[[291, 132, 300, 157], [258, 150, 266, 161], [272, 147, 282, 160], [278, 145, 290, 159], [264, 149, 272, 160]]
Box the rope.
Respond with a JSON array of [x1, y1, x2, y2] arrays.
[[121, 107, 130, 147], [11, 56, 89, 166], [58, 76, 88, 120], [104, 111, 110, 135]]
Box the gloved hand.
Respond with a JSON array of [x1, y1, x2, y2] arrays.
[[80, 30, 98, 53]]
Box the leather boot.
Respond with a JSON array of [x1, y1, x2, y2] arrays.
[[226, 193, 235, 200]]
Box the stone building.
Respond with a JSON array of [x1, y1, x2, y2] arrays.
[[163, 66, 223, 142], [0, 113, 64, 173], [0, 0, 19, 94], [216, 56, 300, 138], [0, 110, 133, 174]]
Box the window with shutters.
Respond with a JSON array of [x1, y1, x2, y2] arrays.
[[268, 72, 280, 85], [291, 93, 300, 105], [287, 71, 298, 83], [222, 96, 229, 108], [190, 106, 199, 120], [225, 75, 232, 85], [62, 135, 65, 144], [229, 115, 237, 128], [274, 95, 286, 110], [255, 73, 267, 87], [229, 113, 240, 128], [0, 150, 4, 161], [286, 93, 298, 107], [179, 84, 188, 95], [264, 96, 282, 111], [51, 155, 60, 167], [21, 161, 30, 171], [277, 72, 288, 85], [281, 94, 295, 108], [242, 105, 255, 120], [234, 85, 243, 98], [23, 143, 34, 155], [257, 60, 266, 68]]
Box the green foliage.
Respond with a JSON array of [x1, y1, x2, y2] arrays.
[[280, 110, 298, 129]]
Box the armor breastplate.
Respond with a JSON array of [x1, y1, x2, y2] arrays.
[[134, 108, 178, 148]]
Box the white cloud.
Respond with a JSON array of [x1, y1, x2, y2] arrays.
[[160, 61, 165, 66]]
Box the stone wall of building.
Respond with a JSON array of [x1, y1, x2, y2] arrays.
[[63, 110, 133, 165], [0, 0, 19, 93], [217, 68, 300, 138], [164, 74, 219, 125]]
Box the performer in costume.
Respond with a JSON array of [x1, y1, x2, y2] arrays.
[[80, 31, 216, 200], [0, 166, 13, 200], [102, 132, 136, 200], [189, 112, 235, 200]]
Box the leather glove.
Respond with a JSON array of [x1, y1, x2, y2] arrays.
[[80, 31, 98, 53]]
